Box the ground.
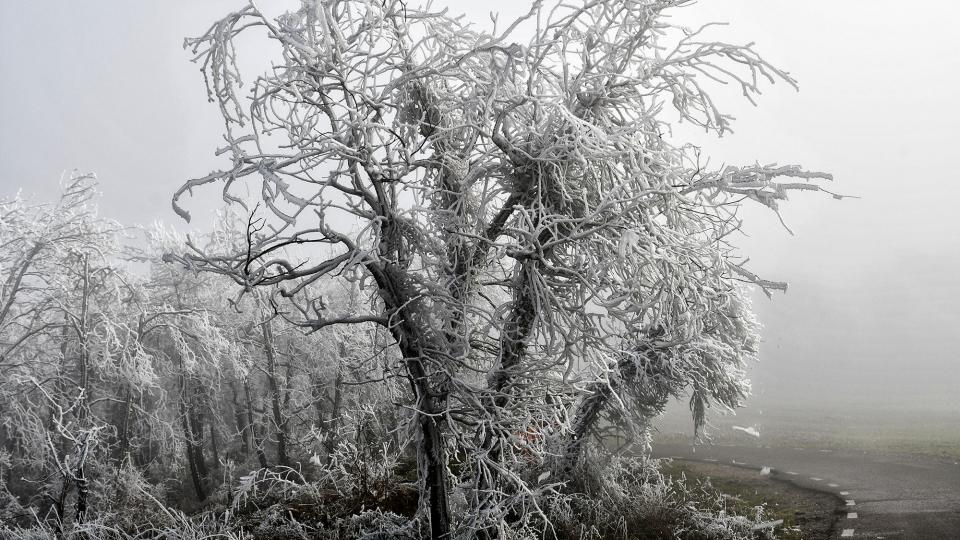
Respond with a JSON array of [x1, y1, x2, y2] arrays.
[[660, 459, 842, 540]]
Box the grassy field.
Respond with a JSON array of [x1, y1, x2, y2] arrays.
[[653, 401, 960, 461], [659, 460, 841, 540]]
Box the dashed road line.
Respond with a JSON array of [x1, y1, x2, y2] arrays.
[[810, 477, 823, 481], [839, 491, 849, 496], [847, 512, 858, 519], [841, 528, 855, 537], [786, 471, 798, 475], [845, 499, 856, 506], [828, 482, 839, 487]]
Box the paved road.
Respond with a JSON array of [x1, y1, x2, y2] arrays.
[[652, 443, 960, 539]]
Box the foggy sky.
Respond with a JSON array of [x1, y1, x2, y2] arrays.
[[1, 1, 957, 411]]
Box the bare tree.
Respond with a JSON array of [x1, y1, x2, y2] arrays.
[[0, 174, 129, 530], [0, 180, 408, 534], [168, 1, 839, 537]]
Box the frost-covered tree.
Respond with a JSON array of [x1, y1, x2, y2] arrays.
[[0, 174, 128, 529], [169, 0, 837, 537], [0, 180, 414, 536]]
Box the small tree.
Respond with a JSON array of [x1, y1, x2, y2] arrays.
[[170, 1, 838, 536], [0, 174, 128, 529]]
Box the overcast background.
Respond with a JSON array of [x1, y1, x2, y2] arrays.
[[1, 1, 957, 414]]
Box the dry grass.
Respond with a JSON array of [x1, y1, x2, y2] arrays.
[[659, 460, 842, 540]]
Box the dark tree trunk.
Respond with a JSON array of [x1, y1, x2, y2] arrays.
[[562, 381, 612, 477], [190, 388, 209, 480], [53, 476, 69, 534], [230, 379, 250, 454], [245, 379, 269, 469], [179, 396, 206, 501], [137, 392, 160, 468], [178, 366, 207, 501], [74, 471, 88, 525], [209, 421, 220, 468], [282, 360, 293, 457], [76, 255, 91, 424], [73, 432, 92, 524], [419, 409, 450, 539], [325, 346, 345, 456], [310, 373, 326, 432], [116, 387, 133, 464], [261, 320, 289, 467], [562, 336, 665, 477], [474, 258, 540, 539], [367, 261, 452, 539]]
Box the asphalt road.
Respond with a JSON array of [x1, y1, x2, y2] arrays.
[[652, 443, 960, 539]]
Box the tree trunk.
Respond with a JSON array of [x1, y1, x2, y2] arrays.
[[178, 365, 207, 501], [73, 432, 92, 524], [261, 319, 289, 467], [310, 373, 326, 434], [117, 387, 133, 464], [400, 341, 451, 538], [419, 409, 450, 539], [282, 360, 293, 458], [53, 475, 69, 534], [325, 345, 345, 456], [76, 255, 91, 423], [210, 421, 220, 468], [368, 262, 451, 539], [562, 337, 664, 477], [190, 386, 209, 480], [179, 393, 206, 501], [230, 379, 250, 454], [562, 381, 612, 478], [245, 379, 269, 469], [474, 259, 540, 539]]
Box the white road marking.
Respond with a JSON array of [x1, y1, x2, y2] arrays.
[[847, 512, 858, 519], [786, 471, 798, 475], [828, 483, 839, 487], [845, 499, 856, 506], [810, 477, 823, 481], [841, 528, 855, 537], [839, 491, 849, 495], [703, 458, 718, 463]]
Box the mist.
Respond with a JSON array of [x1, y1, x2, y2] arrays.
[[4, 0, 956, 417], [2, 2, 958, 538]]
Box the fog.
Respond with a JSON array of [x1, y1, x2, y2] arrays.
[[2, 0, 957, 416]]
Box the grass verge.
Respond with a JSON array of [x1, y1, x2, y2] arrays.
[[660, 460, 842, 540]]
